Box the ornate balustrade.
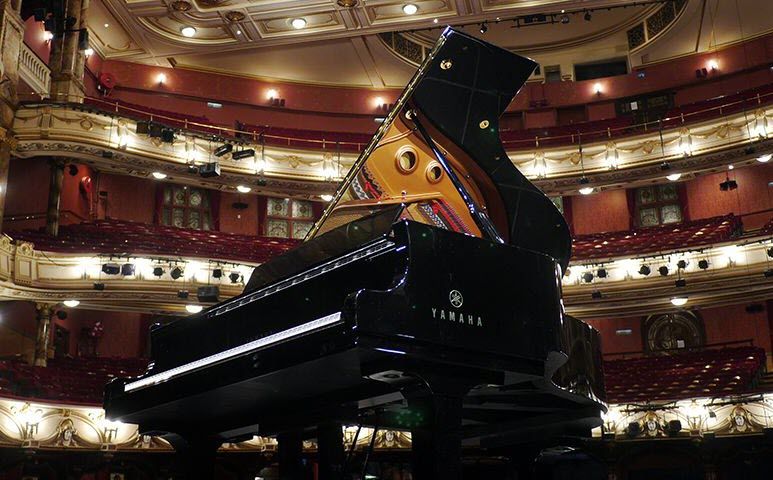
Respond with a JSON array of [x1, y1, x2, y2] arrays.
[[17, 43, 50, 98]]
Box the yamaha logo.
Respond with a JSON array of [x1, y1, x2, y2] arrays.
[[449, 290, 463, 308]]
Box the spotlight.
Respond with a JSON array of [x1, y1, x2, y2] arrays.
[[767, 247, 773, 258], [187, 163, 199, 174], [582, 272, 594, 283], [584, 11, 592, 21], [177, 289, 189, 299], [666, 420, 682, 437], [229, 272, 241, 283], [719, 178, 738, 191], [658, 266, 669, 276], [560, 14, 570, 24], [170, 266, 184, 280], [212, 268, 223, 279], [149, 123, 164, 138], [638, 265, 651, 276], [197, 286, 220, 303], [675, 278, 687, 288], [121, 263, 135, 276], [671, 296, 688, 306], [136, 121, 150, 135], [102, 263, 120, 275], [627, 422, 641, 438], [597, 268, 607, 278], [659, 161, 671, 171], [232, 149, 255, 160], [93, 282, 105, 291], [677, 260, 688, 269], [591, 290, 603, 299], [198, 162, 221, 178], [765, 268, 773, 278], [698, 259, 709, 270], [153, 266, 164, 277], [479, 22, 488, 34], [161, 128, 175, 143], [214, 144, 233, 157]]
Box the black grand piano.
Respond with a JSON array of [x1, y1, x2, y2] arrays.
[[104, 28, 605, 479]]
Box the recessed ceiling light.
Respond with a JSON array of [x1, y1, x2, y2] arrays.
[[151, 172, 167, 179], [236, 185, 251, 193], [63, 300, 80, 308], [291, 18, 307, 29], [186, 304, 203, 314], [433, 18, 438, 24], [104, 23, 109, 28], [181, 26, 197, 37], [579, 187, 594, 195], [320, 194, 334, 202], [236, 30, 242, 35], [728, 164, 734, 170], [757, 153, 771, 163], [666, 173, 682, 181], [670, 296, 688, 306], [402, 4, 418, 15]]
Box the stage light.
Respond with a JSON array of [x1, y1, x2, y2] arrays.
[[199, 162, 221, 178], [675, 278, 687, 288], [757, 154, 771, 163], [582, 272, 594, 283], [479, 22, 488, 34], [121, 263, 136, 276], [660, 161, 671, 171], [232, 149, 255, 160], [186, 304, 203, 314], [177, 290, 189, 299], [153, 266, 164, 277], [291, 18, 307, 29], [212, 268, 223, 279], [197, 286, 220, 303], [170, 266, 184, 280], [698, 259, 709, 270], [584, 11, 592, 21], [93, 282, 105, 291], [658, 265, 669, 276], [181, 26, 196, 37], [560, 14, 570, 24], [591, 290, 603, 299], [402, 4, 418, 15], [765, 268, 773, 278], [102, 263, 120, 275], [638, 265, 651, 276], [597, 268, 607, 278], [236, 185, 251, 193], [671, 296, 688, 306], [666, 173, 682, 181], [719, 178, 738, 191], [677, 260, 688, 269], [320, 194, 333, 202], [136, 121, 150, 135], [151, 172, 167, 179], [63, 300, 80, 308], [229, 272, 241, 283], [161, 128, 175, 143], [214, 144, 233, 157]]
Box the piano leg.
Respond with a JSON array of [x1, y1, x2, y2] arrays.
[[410, 393, 464, 480], [277, 430, 304, 480], [317, 422, 345, 480], [170, 434, 221, 479]]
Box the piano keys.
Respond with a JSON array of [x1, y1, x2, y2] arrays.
[[104, 27, 605, 479]]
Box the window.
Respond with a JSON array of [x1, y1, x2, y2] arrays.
[[265, 197, 314, 239], [635, 184, 683, 227], [574, 59, 628, 81], [544, 65, 561, 83], [162, 186, 212, 230]]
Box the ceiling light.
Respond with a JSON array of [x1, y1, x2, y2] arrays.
[[433, 18, 438, 24], [266, 89, 278, 99], [151, 172, 167, 179], [181, 26, 197, 37], [671, 296, 688, 306], [666, 173, 682, 181], [43, 31, 53, 41], [579, 187, 594, 195], [104, 23, 109, 28], [236, 30, 242, 35], [236, 185, 251, 193], [320, 194, 334, 202], [402, 4, 418, 15], [728, 164, 734, 170], [63, 300, 80, 308], [291, 18, 307, 29], [185, 304, 203, 314], [757, 154, 771, 163]]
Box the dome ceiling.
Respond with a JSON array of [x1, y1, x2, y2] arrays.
[[87, 0, 773, 87]]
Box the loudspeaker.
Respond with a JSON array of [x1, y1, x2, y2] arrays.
[[136, 121, 150, 135], [198, 162, 221, 178], [197, 286, 220, 303], [149, 123, 164, 138]]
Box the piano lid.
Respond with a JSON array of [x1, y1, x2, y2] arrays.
[[308, 28, 571, 271]]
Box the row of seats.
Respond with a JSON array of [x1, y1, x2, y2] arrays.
[[9, 219, 300, 265], [571, 214, 742, 261], [71, 82, 772, 154], [604, 346, 766, 403], [0, 355, 148, 405]]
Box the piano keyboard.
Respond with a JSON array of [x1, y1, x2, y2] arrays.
[[123, 312, 344, 393]]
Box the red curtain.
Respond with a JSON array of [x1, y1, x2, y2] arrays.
[[626, 188, 637, 229], [210, 190, 221, 231]]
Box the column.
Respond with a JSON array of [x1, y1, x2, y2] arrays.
[[0, 0, 23, 235], [45, 159, 65, 236], [49, 0, 88, 103], [33, 303, 54, 367], [0, 128, 12, 234]]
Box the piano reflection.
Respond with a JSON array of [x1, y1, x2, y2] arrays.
[[104, 27, 605, 479]]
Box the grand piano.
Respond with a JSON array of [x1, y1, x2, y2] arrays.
[[104, 28, 605, 479]]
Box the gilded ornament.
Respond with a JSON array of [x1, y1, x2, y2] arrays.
[[568, 151, 581, 165], [337, 0, 358, 7], [642, 140, 656, 154], [287, 155, 300, 168], [225, 11, 245, 22], [79, 118, 94, 131], [171, 1, 192, 11]]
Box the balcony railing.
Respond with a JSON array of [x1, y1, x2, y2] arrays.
[[18, 43, 50, 97]]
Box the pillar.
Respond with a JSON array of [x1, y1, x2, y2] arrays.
[[33, 303, 54, 367], [0, 128, 12, 234], [45, 159, 65, 236], [49, 0, 88, 103], [0, 0, 23, 234], [317, 423, 345, 480]]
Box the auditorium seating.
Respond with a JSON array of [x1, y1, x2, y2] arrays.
[[236, 122, 372, 153], [81, 98, 224, 136], [9, 219, 299, 265], [604, 346, 766, 403], [0, 356, 148, 406], [572, 214, 742, 261]]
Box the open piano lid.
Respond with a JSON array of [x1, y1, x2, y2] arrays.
[[307, 28, 571, 272]]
